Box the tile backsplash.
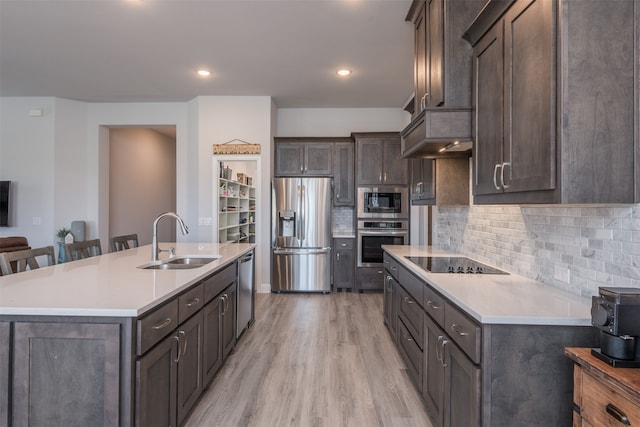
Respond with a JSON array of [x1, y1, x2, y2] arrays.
[[332, 207, 354, 235], [433, 205, 640, 298]]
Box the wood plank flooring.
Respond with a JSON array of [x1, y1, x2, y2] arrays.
[[184, 292, 433, 427]]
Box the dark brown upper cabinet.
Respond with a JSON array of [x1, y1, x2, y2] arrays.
[[465, 0, 639, 204], [274, 139, 333, 177], [401, 0, 486, 158], [355, 133, 408, 186]]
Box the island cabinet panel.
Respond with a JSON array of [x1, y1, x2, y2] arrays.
[[0, 322, 9, 427], [221, 282, 237, 360], [12, 321, 122, 427], [176, 311, 204, 426], [468, 0, 639, 204], [202, 297, 223, 385], [136, 332, 178, 427]]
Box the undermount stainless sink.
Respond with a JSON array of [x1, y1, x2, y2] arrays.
[[138, 255, 221, 270]]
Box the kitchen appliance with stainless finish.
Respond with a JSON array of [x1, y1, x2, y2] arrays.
[[357, 220, 408, 267], [405, 256, 508, 274], [271, 177, 332, 292], [236, 250, 254, 338], [357, 186, 408, 218], [591, 287, 640, 367]]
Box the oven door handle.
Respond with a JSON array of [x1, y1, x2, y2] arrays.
[[358, 230, 408, 236]]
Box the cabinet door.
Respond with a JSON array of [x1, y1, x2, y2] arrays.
[[410, 158, 436, 204], [12, 322, 121, 427], [222, 283, 237, 360], [356, 139, 383, 184], [202, 297, 223, 386], [503, 0, 555, 193], [334, 240, 355, 290], [382, 138, 408, 185], [356, 266, 385, 291], [0, 322, 9, 427], [305, 144, 333, 176], [176, 311, 204, 426], [275, 143, 304, 176], [414, 1, 427, 115], [136, 332, 178, 427], [473, 21, 505, 196], [427, 0, 444, 107], [424, 315, 445, 427], [333, 142, 355, 206], [443, 339, 480, 427]]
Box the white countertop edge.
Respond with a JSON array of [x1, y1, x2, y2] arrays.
[[383, 245, 593, 327], [0, 243, 256, 318]]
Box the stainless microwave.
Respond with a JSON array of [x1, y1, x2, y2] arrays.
[[357, 186, 408, 219]]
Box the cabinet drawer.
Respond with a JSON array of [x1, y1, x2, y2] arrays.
[[398, 285, 423, 350], [334, 238, 354, 250], [398, 319, 423, 393], [423, 285, 445, 328], [581, 371, 640, 427], [179, 283, 204, 324], [204, 263, 237, 303], [398, 265, 424, 307], [357, 267, 385, 291], [137, 300, 179, 355], [444, 302, 481, 364], [383, 253, 400, 280]]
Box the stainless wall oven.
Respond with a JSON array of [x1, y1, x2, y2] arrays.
[[357, 186, 408, 219], [357, 220, 408, 267]]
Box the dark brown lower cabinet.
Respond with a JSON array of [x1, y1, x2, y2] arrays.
[[357, 266, 385, 292], [202, 297, 223, 386], [176, 311, 204, 426], [334, 238, 355, 291], [136, 331, 178, 427], [221, 283, 237, 360], [0, 322, 9, 427], [12, 321, 122, 427], [398, 319, 424, 393]]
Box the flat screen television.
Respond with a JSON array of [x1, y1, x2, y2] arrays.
[[0, 181, 10, 227]]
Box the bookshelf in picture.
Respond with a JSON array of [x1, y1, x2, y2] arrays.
[[218, 161, 256, 243]]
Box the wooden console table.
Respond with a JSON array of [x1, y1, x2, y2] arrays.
[[565, 347, 640, 426]]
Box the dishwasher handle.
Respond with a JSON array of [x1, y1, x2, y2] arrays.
[[240, 253, 253, 263]]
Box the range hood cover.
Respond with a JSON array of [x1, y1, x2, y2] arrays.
[[400, 107, 473, 158]]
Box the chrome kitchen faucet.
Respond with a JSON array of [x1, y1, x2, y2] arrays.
[[151, 212, 189, 262]]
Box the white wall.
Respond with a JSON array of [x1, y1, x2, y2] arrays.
[[109, 128, 176, 245], [0, 97, 88, 253], [277, 108, 410, 136]]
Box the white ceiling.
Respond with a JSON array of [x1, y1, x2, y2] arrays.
[[0, 0, 415, 108]]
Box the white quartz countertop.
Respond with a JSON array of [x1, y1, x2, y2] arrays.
[[383, 245, 593, 326], [0, 243, 254, 318]]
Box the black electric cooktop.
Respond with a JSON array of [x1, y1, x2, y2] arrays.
[[405, 256, 509, 275]]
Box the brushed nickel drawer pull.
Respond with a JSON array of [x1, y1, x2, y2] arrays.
[[450, 323, 469, 336], [427, 300, 441, 310], [605, 403, 630, 425], [404, 297, 414, 304], [152, 318, 172, 330], [186, 297, 200, 307]]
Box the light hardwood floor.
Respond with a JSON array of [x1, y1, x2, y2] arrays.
[[184, 292, 433, 427]]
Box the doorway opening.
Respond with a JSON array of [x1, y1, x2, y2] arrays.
[[108, 126, 176, 246]]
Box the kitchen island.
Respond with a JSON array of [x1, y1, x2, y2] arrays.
[[0, 242, 255, 427], [382, 245, 598, 427]]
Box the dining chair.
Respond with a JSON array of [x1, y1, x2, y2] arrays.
[[0, 246, 56, 275], [64, 239, 102, 261], [110, 233, 139, 252]]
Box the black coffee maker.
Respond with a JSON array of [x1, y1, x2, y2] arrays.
[[591, 287, 640, 367]]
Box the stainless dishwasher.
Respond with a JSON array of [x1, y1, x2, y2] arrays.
[[236, 251, 254, 338]]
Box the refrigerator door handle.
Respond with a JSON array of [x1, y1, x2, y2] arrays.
[[300, 184, 306, 242], [296, 183, 302, 244], [273, 248, 331, 256]]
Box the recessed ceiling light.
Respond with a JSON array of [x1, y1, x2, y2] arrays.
[[337, 69, 352, 77], [197, 69, 211, 77]]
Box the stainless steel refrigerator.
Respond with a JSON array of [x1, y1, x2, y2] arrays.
[[272, 177, 332, 292]]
